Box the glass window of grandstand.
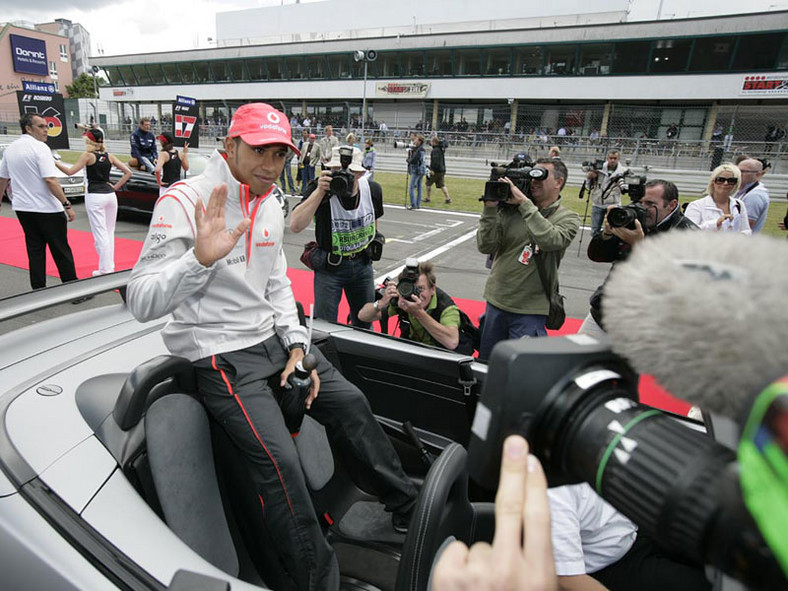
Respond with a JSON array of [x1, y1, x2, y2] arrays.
[[375, 53, 398, 77], [427, 50, 453, 77], [454, 49, 481, 76], [59, 44, 67, 60], [650, 39, 691, 73], [144, 64, 167, 84], [657, 108, 706, 141], [227, 60, 246, 82], [579, 44, 612, 75], [129, 65, 152, 85], [193, 62, 213, 83], [116, 65, 138, 85], [778, 35, 788, 69], [284, 56, 304, 79], [612, 41, 650, 73], [482, 48, 511, 76], [160, 63, 183, 84], [104, 67, 123, 85], [544, 45, 578, 75], [212, 62, 231, 83], [179, 63, 198, 84], [267, 59, 283, 80], [246, 58, 267, 81], [732, 33, 784, 70], [400, 51, 426, 77], [305, 55, 327, 80], [514, 46, 543, 75], [326, 54, 352, 79], [689, 37, 734, 71]]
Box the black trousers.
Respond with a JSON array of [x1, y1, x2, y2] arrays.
[[15, 210, 77, 289], [592, 532, 711, 591], [194, 337, 417, 591]]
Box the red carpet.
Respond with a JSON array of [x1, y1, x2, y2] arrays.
[[0, 217, 142, 279], [0, 217, 689, 415]]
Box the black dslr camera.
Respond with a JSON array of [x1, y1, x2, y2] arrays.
[[582, 159, 605, 172], [395, 258, 421, 302], [482, 153, 547, 202], [607, 202, 649, 230], [329, 146, 356, 206]]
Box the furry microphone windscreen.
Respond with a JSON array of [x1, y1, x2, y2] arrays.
[[603, 231, 788, 420]]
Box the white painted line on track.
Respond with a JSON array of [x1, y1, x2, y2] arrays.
[[375, 228, 478, 284]]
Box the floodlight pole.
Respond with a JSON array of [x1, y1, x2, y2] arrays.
[[91, 65, 100, 124], [361, 60, 368, 146]]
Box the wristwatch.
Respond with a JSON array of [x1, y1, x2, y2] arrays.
[[288, 343, 306, 352], [62, 199, 72, 209], [373, 300, 380, 311]]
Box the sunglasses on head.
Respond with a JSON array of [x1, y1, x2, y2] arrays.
[[714, 177, 737, 185]]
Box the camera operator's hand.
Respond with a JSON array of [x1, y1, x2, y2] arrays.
[[502, 177, 531, 207], [397, 293, 422, 314], [290, 170, 332, 233], [432, 435, 557, 591], [604, 217, 645, 247], [379, 281, 398, 309]]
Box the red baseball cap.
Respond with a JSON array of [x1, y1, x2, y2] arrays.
[[228, 103, 300, 156]]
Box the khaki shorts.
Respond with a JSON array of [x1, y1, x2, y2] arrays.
[[426, 171, 445, 188]]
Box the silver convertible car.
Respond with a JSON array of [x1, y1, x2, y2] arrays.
[[0, 274, 495, 591], [0, 275, 782, 590]]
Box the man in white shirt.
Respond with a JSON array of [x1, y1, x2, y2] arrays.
[[549, 483, 709, 591], [736, 158, 770, 232], [0, 113, 77, 289]]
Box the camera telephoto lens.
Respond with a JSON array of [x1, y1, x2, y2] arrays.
[[468, 337, 785, 590]]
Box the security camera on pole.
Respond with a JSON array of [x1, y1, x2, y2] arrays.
[[353, 49, 377, 147]]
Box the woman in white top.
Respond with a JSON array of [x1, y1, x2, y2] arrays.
[[685, 163, 751, 234]]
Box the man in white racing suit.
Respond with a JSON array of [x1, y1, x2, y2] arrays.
[[127, 103, 417, 591]]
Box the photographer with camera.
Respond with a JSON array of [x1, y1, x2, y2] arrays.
[[425, 136, 451, 204], [579, 180, 697, 336], [406, 134, 427, 209], [586, 151, 628, 238], [291, 145, 385, 329], [477, 157, 580, 362], [357, 260, 475, 355]]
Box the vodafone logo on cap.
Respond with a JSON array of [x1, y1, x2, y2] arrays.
[[267, 112, 281, 124]]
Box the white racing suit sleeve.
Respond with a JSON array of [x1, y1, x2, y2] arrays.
[[127, 195, 214, 322], [267, 246, 309, 348]]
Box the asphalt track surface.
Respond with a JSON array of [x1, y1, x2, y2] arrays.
[[0, 196, 611, 333]]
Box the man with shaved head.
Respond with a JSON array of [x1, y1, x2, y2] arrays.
[[736, 158, 770, 233]]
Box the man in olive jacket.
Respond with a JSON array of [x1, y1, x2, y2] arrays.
[[476, 157, 580, 361]]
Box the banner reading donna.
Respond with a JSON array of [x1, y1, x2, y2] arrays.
[[172, 95, 200, 148], [375, 82, 430, 98]]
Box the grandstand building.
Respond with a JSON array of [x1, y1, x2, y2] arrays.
[[91, 1, 787, 156]]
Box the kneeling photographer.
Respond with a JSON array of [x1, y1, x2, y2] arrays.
[[291, 145, 385, 329], [580, 179, 698, 335], [358, 260, 475, 355]]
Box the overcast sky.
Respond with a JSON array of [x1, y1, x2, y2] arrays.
[[0, 0, 786, 57]]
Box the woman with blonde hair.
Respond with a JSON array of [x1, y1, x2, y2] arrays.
[[55, 129, 132, 275], [684, 163, 750, 234]]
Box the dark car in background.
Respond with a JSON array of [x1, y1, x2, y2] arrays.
[[112, 153, 290, 218]]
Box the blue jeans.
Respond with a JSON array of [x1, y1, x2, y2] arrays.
[[314, 258, 374, 328], [279, 159, 295, 193], [478, 302, 547, 362], [301, 164, 315, 193], [408, 173, 424, 208], [591, 205, 607, 238], [138, 156, 156, 173]]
